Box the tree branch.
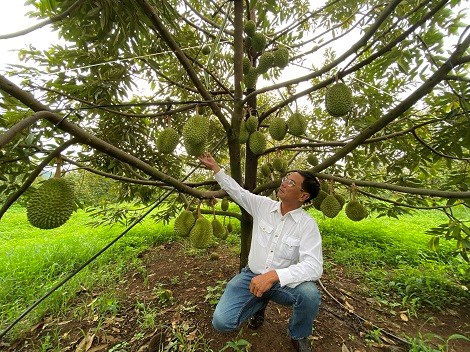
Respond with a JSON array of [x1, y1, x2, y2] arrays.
[[134, 0, 230, 130], [0, 138, 78, 219], [0, 0, 85, 39], [315, 172, 470, 199], [412, 130, 470, 161], [0, 74, 226, 200], [310, 31, 470, 173]]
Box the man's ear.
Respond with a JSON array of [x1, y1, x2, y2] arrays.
[[299, 192, 309, 203]]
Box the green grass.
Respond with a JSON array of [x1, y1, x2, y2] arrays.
[[0, 204, 468, 344], [0, 205, 176, 338], [311, 207, 469, 311]]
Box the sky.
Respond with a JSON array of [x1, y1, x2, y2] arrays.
[[0, 3, 54, 73]]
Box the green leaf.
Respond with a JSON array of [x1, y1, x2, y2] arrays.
[[428, 236, 440, 251]]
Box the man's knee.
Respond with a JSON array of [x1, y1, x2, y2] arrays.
[[212, 310, 238, 332]]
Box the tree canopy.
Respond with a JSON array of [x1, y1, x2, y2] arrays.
[[1, 0, 469, 264]]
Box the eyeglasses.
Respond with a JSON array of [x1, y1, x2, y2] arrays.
[[281, 176, 305, 192]]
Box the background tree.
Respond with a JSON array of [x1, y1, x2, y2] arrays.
[[1, 0, 469, 266]]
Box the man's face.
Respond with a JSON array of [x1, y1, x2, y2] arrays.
[[277, 172, 307, 202]]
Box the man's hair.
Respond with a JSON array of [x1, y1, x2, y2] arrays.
[[291, 170, 320, 204]]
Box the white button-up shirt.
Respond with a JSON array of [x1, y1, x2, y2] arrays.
[[215, 170, 323, 288]]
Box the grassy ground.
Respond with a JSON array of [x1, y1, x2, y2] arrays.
[[0, 204, 468, 344]]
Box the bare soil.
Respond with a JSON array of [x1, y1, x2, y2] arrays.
[[3, 241, 469, 352]]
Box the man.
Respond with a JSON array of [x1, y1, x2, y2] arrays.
[[198, 153, 323, 352]]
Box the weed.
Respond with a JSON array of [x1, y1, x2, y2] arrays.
[[220, 329, 251, 351], [135, 301, 158, 331], [205, 280, 227, 306], [407, 332, 470, 352]]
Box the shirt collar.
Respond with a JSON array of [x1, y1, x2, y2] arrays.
[[271, 202, 303, 222]]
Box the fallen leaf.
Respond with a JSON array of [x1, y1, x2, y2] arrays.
[[75, 333, 94, 352], [341, 343, 351, 352], [88, 345, 108, 352], [400, 313, 408, 321]]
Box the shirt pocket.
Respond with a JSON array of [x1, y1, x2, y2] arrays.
[[256, 219, 274, 247], [279, 236, 300, 260]]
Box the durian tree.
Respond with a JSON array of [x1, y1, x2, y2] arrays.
[[1, 0, 470, 264]]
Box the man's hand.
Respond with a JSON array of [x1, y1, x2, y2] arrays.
[[198, 153, 221, 173], [250, 271, 279, 297]]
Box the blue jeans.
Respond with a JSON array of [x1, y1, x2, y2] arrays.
[[212, 267, 321, 339]]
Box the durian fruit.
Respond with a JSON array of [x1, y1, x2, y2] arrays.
[[184, 142, 206, 157], [345, 199, 368, 221], [157, 127, 179, 154], [269, 116, 287, 141], [221, 198, 229, 211], [325, 82, 353, 117], [212, 218, 227, 240], [183, 114, 209, 156], [273, 47, 289, 68], [334, 193, 346, 209], [248, 131, 267, 155], [287, 112, 307, 136], [243, 68, 259, 89], [260, 163, 272, 177], [245, 115, 258, 133], [239, 120, 250, 144], [226, 221, 233, 233], [307, 154, 319, 167], [257, 52, 274, 74], [196, 105, 207, 115], [242, 57, 252, 74], [27, 177, 75, 230], [201, 45, 211, 55], [272, 157, 288, 174], [182, 115, 209, 146], [320, 181, 329, 193], [174, 210, 196, 237], [251, 32, 267, 53], [189, 216, 213, 249], [311, 190, 328, 211], [320, 194, 342, 218], [243, 20, 256, 37]]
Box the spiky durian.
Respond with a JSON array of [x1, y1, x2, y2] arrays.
[[27, 178, 75, 229], [248, 131, 266, 155], [243, 68, 258, 89], [174, 210, 196, 237], [260, 163, 272, 177], [257, 52, 274, 74], [201, 45, 211, 55], [334, 193, 346, 209], [243, 20, 256, 37], [242, 57, 252, 74], [325, 82, 353, 117], [157, 127, 179, 154], [269, 116, 287, 141], [273, 47, 289, 68], [189, 216, 213, 249], [221, 198, 229, 211], [320, 194, 342, 218], [182, 115, 210, 146], [272, 157, 288, 174], [312, 190, 328, 211], [245, 115, 258, 133], [251, 32, 267, 53], [345, 200, 368, 221], [239, 120, 250, 144], [307, 154, 319, 166], [212, 218, 226, 240], [287, 112, 307, 136]]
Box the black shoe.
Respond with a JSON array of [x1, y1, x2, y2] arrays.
[[247, 307, 266, 329], [291, 338, 313, 352]]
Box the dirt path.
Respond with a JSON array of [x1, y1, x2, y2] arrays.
[[4, 242, 469, 351]]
